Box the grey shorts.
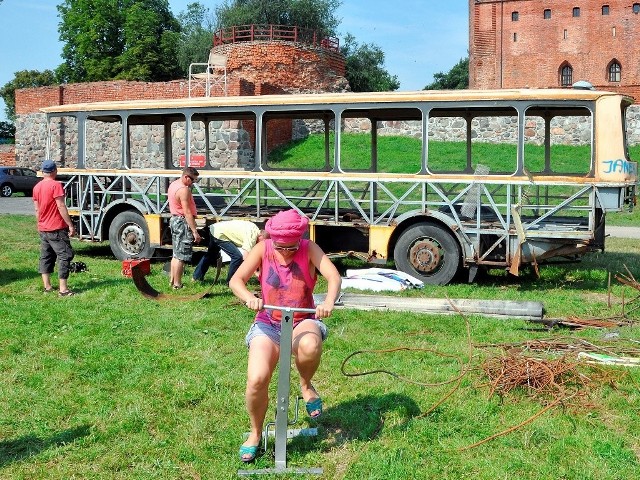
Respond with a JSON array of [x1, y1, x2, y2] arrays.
[[170, 216, 194, 261], [245, 320, 328, 347], [38, 229, 75, 279]]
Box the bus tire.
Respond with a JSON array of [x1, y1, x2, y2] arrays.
[[393, 223, 460, 285], [108, 210, 154, 260]]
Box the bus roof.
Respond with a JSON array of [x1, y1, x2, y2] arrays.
[[40, 88, 634, 115]]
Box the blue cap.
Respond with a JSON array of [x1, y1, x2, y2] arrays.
[[41, 159, 57, 173]]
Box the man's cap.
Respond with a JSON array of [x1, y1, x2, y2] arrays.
[[41, 159, 57, 173]]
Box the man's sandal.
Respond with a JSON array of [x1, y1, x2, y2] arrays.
[[239, 444, 259, 463]]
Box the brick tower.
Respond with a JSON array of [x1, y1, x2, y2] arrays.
[[469, 0, 640, 99]]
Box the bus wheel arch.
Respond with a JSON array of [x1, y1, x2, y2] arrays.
[[107, 208, 155, 260], [391, 219, 462, 285]]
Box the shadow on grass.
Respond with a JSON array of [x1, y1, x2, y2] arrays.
[[0, 424, 91, 467], [301, 393, 421, 453], [0, 269, 36, 286], [470, 250, 640, 292], [75, 242, 176, 264], [73, 243, 115, 259]]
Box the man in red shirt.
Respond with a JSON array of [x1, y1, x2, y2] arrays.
[[33, 160, 76, 296]]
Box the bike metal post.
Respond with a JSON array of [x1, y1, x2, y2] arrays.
[[238, 305, 323, 476]]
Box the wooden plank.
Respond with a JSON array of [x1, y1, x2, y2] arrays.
[[313, 293, 544, 321]]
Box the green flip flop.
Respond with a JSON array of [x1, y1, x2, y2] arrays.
[[239, 444, 259, 463], [305, 397, 323, 419]]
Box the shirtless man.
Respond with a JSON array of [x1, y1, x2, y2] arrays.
[[167, 167, 202, 289]]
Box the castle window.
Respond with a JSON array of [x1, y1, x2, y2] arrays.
[[602, 5, 610, 15], [560, 64, 573, 87], [512, 11, 519, 21], [634, 3, 640, 14], [564, 29, 568, 39], [609, 61, 621, 82], [573, 7, 581, 17], [513, 32, 517, 41]]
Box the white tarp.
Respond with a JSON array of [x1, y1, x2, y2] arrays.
[[341, 268, 424, 291]]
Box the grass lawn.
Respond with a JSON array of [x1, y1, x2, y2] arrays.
[[1, 214, 639, 479]]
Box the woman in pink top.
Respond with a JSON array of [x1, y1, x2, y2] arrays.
[[229, 209, 341, 463]]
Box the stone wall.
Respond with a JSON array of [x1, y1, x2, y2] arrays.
[[295, 105, 640, 146], [13, 104, 640, 171]]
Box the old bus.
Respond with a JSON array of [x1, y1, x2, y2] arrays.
[[42, 88, 637, 285]]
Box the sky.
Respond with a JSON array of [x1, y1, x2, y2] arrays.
[[0, 1, 469, 122]]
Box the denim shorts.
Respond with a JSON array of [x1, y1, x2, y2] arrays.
[[245, 319, 328, 347]]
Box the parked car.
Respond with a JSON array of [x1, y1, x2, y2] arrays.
[[0, 167, 42, 197]]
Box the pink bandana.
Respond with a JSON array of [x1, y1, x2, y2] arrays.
[[265, 209, 309, 243]]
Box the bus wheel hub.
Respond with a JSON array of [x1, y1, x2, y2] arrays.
[[410, 240, 440, 273], [122, 225, 144, 252]]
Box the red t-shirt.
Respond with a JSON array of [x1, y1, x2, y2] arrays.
[[33, 179, 67, 232]]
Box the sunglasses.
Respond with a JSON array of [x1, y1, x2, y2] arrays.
[[186, 175, 199, 183], [273, 242, 300, 252]]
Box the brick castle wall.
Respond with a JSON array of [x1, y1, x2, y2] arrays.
[[0, 145, 15, 166], [469, 0, 640, 97], [15, 81, 189, 115]]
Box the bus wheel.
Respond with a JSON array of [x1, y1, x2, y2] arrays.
[[108, 211, 154, 260], [394, 223, 460, 285]]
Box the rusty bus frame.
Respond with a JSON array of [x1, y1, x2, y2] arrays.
[[42, 89, 637, 285]]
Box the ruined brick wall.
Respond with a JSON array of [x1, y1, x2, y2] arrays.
[[15, 81, 189, 116], [469, 0, 640, 97], [14, 41, 348, 168], [0, 145, 15, 166], [213, 41, 347, 94], [16, 41, 347, 116]]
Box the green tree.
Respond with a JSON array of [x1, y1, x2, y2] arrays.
[[57, 0, 182, 82], [341, 34, 399, 92], [424, 57, 469, 90], [0, 121, 15, 143], [116, 1, 182, 80], [0, 70, 58, 121], [214, 0, 341, 36], [176, 2, 216, 75]]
